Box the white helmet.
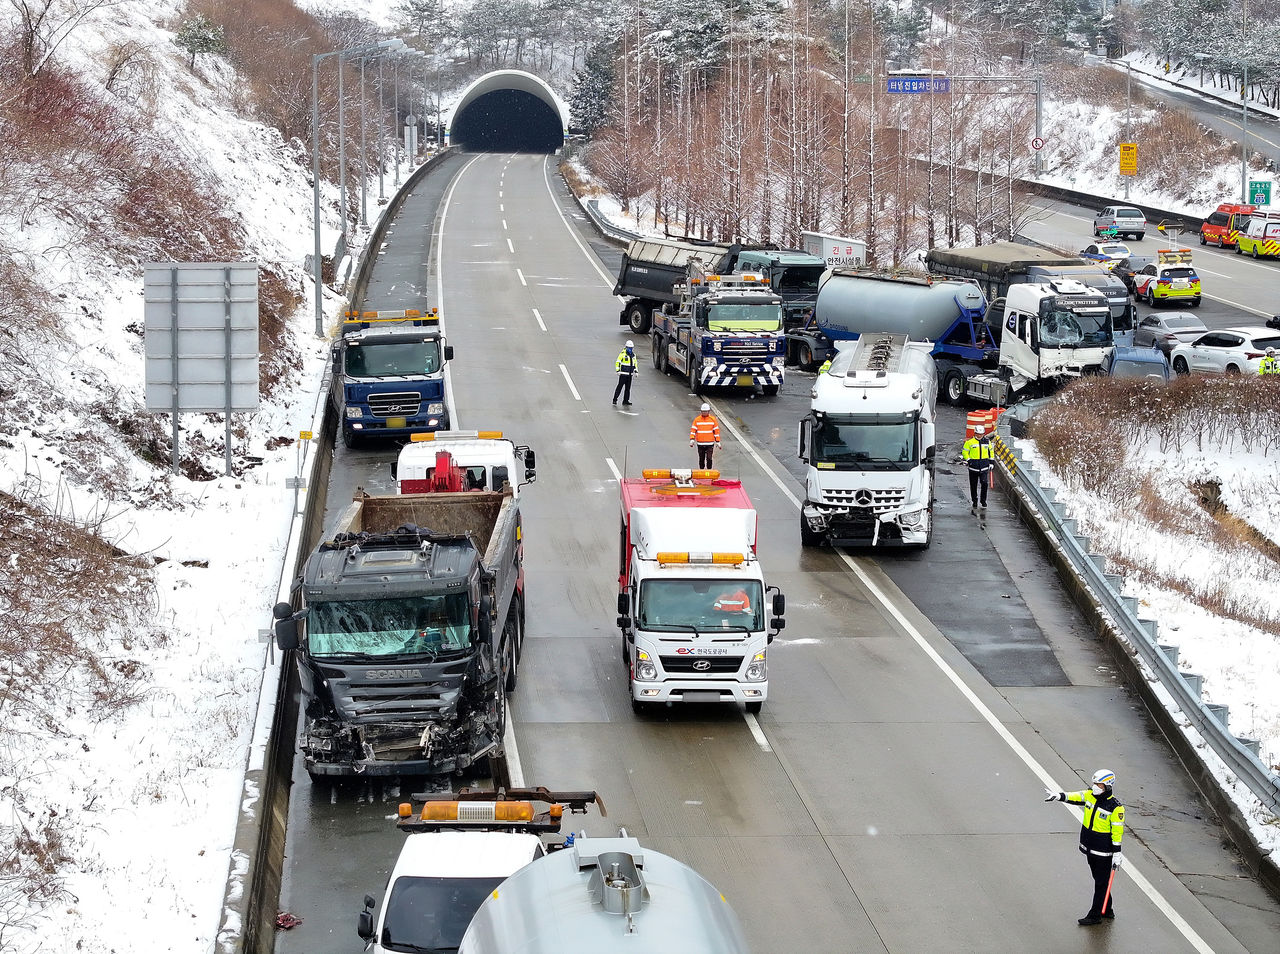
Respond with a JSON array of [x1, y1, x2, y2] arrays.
[[700, 403, 710, 412], [975, 425, 986, 435], [625, 339, 634, 349], [1092, 769, 1116, 788], [1268, 348, 1276, 356]]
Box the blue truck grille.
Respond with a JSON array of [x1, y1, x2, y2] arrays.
[[719, 343, 771, 361], [368, 392, 422, 417]]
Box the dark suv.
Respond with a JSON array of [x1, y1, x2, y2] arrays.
[[1113, 254, 1155, 295]]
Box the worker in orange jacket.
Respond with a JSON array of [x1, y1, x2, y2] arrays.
[[690, 403, 721, 468]]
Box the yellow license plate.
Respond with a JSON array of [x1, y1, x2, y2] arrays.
[[386, 416, 407, 429], [736, 375, 754, 386]]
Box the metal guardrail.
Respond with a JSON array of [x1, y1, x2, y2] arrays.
[[579, 197, 641, 244], [995, 425, 1280, 816]]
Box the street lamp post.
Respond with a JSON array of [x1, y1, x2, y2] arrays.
[[310, 38, 404, 337], [1124, 60, 1132, 202], [378, 57, 386, 202], [359, 54, 369, 227], [393, 56, 401, 187], [1195, 52, 1252, 204]]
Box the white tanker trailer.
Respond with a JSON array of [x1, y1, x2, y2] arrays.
[[459, 830, 750, 954], [789, 270, 1114, 404]]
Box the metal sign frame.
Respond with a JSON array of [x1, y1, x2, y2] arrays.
[[143, 262, 259, 475]]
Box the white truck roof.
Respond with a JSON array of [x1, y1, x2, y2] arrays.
[[630, 507, 756, 560], [389, 830, 542, 881]]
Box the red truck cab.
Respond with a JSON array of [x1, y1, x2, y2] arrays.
[[1200, 203, 1256, 248]]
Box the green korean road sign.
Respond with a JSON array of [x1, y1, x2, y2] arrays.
[[1249, 180, 1271, 206]]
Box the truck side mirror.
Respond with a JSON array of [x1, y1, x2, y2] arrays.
[[523, 448, 536, 482], [274, 619, 299, 652], [921, 422, 936, 460], [617, 593, 629, 615], [771, 592, 785, 616], [443, 344, 455, 361], [357, 894, 376, 942], [796, 419, 810, 463]]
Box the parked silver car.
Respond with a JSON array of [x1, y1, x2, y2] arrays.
[[1132, 312, 1207, 357], [1169, 326, 1280, 375], [1093, 206, 1147, 240]]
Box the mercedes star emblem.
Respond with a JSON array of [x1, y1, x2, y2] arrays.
[[854, 489, 874, 506]]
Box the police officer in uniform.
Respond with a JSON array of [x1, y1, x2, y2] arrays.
[[1260, 347, 1278, 375], [1045, 769, 1125, 925], [613, 340, 637, 405], [962, 424, 995, 512]]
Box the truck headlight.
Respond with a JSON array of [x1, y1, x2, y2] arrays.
[[702, 356, 717, 369], [745, 651, 766, 682], [344, 406, 362, 419], [426, 402, 444, 416], [773, 356, 786, 367], [898, 509, 925, 529], [635, 649, 657, 682]]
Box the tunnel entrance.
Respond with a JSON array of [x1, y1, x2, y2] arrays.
[[451, 88, 562, 152]]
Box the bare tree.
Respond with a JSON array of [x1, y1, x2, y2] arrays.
[[6, 0, 126, 77]]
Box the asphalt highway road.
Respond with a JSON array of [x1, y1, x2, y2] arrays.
[[272, 154, 1280, 953]]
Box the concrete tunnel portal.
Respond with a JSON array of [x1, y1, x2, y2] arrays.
[[449, 70, 568, 153]]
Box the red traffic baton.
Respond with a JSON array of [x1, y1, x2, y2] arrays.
[[1101, 866, 1117, 916]]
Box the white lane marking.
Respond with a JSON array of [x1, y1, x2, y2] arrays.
[[605, 457, 621, 482], [499, 190, 503, 198], [499, 204, 504, 212], [1214, 114, 1280, 149], [532, 307, 547, 332], [502, 219, 508, 230], [743, 712, 772, 752], [711, 405, 1215, 953], [433, 154, 485, 430], [502, 709, 525, 787], [507, 237, 514, 254], [559, 363, 582, 401], [540, 156, 624, 290], [516, 268, 527, 286]]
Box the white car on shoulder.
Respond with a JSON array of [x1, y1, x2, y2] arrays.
[[1169, 326, 1280, 375]]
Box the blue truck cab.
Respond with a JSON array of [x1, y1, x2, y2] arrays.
[[331, 308, 454, 448]]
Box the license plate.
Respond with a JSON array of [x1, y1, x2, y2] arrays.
[[1171, 282, 1189, 290], [736, 374, 754, 386], [386, 416, 407, 429], [681, 691, 723, 703]]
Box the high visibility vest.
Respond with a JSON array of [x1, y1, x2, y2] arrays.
[[616, 350, 637, 374], [962, 436, 994, 470], [1064, 789, 1125, 855], [1260, 355, 1279, 375], [818, 359, 832, 374], [690, 414, 720, 444], [713, 589, 752, 613]]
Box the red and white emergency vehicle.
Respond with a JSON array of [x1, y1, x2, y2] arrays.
[[616, 468, 785, 713], [393, 430, 536, 496]]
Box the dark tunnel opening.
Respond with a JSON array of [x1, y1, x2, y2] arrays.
[[451, 88, 562, 153]]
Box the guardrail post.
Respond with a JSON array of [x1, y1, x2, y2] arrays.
[[1238, 737, 1262, 758], [1138, 619, 1158, 640], [1182, 673, 1204, 698], [1105, 573, 1123, 589], [1159, 644, 1179, 666], [1121, 595, 1138, 614], [1089, 553, 1106, 573], [1062, 518, 1078, 535], [1205, 703, 1230, 728]]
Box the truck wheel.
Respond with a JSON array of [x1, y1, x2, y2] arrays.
[[762, 384, 779, 397], [798, 343, 814, 371], [799, 514, 822, 548], [341, 426, 360, 449], [745, 701, 763, 714], [621, 635, 630, 667], [688, 358, 702, 395], [626, 302, 651, 334], [492, 677, 507, 746], [943, 369, 965, 405], [630, 697, 650, 716]]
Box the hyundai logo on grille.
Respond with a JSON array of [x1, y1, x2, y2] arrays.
[[854, 489, 875, 506], [385, 405, 405, 413], [692, 659, 713, 672]]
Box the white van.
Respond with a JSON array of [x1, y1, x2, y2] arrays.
[[1236, 211, 1280, 259]]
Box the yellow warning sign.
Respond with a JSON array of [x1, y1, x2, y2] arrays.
[[1119, 143, 1137, 176]]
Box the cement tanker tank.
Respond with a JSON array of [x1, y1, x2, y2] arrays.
[[814, 271, 987, 343]]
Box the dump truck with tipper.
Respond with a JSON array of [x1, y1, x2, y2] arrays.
[[358, 788, 601, 954], [393, 429, 536, 497], [617, 468, 785, 713], [272, 487, 524, 777], [330, 307, 453, 448], [924, 241, 1133, 327], [650, 265, 787, 394], [797, 334, 938, 548], [613, 236, 824, 333], [459, 829, 750, 953]]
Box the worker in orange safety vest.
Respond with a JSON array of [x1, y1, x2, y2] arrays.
[[689, 403, 721, 468]]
